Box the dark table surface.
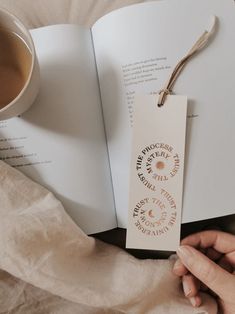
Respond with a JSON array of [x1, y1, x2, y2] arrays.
[[93, 214, 235, 259]]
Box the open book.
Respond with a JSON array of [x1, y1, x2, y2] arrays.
[[0, 0, 235, 235]]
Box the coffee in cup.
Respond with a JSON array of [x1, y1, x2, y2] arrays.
[[0, 8, 40, 120]]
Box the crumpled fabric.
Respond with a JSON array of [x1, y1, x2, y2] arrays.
[[0, 161, 218, 313], [0, 0, 145, 29]]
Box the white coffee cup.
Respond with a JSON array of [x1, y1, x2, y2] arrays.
[[0, 8, 40, 120]]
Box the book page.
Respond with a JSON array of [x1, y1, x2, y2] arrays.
[[92, 0, 235, 227], [0, 25, 116, 234]]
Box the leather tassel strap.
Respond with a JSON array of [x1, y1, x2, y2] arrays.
[[158, 15, 217, 107]]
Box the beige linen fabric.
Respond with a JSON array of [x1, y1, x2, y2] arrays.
[[0, 0, 228, 312], [0, 161, 217, 313], [0, 0, 144, 28]]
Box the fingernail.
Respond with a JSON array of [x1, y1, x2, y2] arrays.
[[189, 296, 201, 308], [189, 297, 197, 307], [177, 246, 193, 267], [183, 280, 191, 297]]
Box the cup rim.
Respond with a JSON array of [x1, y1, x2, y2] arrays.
[[0, 7, 36, 114]]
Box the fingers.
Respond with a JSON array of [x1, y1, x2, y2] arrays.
[[173, 247, 222, 276], [188, 295, 202, 308], [181, 274, 202, 307], [181, 230, 235, 254], [173, 258, 188, 276], [177, 245, 235, 299], [182, 274, 200, 297], [173, 260, 203, 308]]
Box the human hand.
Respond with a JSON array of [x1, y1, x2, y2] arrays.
[[173, 230, 235, 314]]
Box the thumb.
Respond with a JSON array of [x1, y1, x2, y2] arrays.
[[177, 245, 234, 299]]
